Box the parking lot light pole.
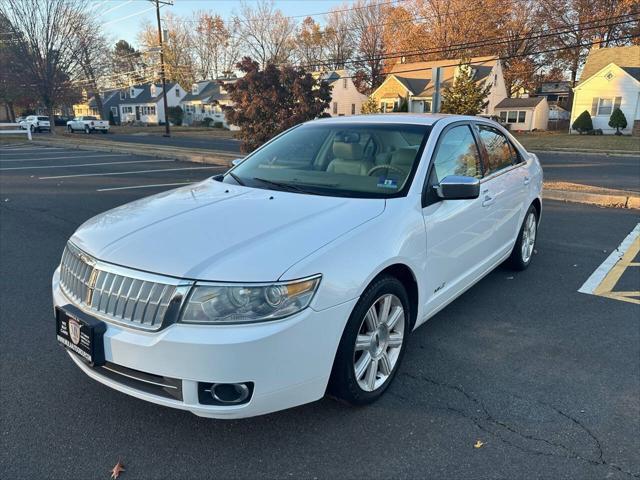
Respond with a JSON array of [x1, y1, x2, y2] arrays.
[[153, 0, 172, 137]]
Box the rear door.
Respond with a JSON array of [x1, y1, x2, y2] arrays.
[[473, 123, 527, 258]]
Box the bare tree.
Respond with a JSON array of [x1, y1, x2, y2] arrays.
[[139, 13, 196, 87], [0, 0, 93, 132], [235, 0, 296, 68], [324, 6, 356, 69], [348, 0, 388, 92], [292, 17, 326, 69], [74, 14, 111, 116], [191, 11, 238, 79]]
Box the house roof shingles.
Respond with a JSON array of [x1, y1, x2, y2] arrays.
[[385, 56, 497, 97], [181, 80, 230, 103], [119, 82, 179, 105], [495, 97, 544, 109], [578, 45, 640, 84]]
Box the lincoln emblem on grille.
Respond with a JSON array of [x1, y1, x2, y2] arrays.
[[85, 267, 99, 305]]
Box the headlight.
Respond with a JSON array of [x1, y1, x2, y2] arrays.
[[180, 275, 321, 324]]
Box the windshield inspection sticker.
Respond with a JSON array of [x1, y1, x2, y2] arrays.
[[377, 177, 398, 189]]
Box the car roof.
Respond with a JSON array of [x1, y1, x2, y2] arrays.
[[308, 113, 482, 127]]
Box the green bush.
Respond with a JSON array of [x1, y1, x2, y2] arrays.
[[572, 110, 593, 134], [167, 106, 183, 126], [608, 107, 627, 135]]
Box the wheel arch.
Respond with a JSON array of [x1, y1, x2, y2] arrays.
[[370, 263, 419, 330]]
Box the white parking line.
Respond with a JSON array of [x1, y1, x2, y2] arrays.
[[39, 165, 220, 180], [1, 148, 69, 155], [0, 153, 128, 162], [96, 182, 193, 192], [1, 159, 172, 171]]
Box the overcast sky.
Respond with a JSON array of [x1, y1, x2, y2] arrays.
[[99, 0, 347, 46]]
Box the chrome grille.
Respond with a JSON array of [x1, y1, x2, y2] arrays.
[[59, 243, 187, 330]]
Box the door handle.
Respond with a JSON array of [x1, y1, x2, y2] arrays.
[[524, 176, 531, 185], [482, 194, 495, 207]]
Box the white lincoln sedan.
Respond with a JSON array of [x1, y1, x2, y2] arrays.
[[53, 114, 542, 419]]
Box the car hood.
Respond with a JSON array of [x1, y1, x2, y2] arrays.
[[71, 179, 385, 281]]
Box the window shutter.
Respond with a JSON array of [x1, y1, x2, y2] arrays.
[[614, 97, 622, 110], [591, 98, 599, 116]]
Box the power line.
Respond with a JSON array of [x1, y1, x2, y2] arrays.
[[290, 14, 639, 70]]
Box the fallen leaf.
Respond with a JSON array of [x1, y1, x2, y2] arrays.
[[110, 461, 125, 479], [474, 440, 485, 449]]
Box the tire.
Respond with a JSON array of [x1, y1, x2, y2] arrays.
[[508, 204, 539, 271], [30, 125, 35, 133], [329, 275, 410, 405], [67, 126, 73, 133], [84, 126, 90, 134], [101, 129, 107, 134]]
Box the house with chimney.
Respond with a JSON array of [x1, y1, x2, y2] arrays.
[[371, 56, 507, 115], [570, 45, 640, 135]]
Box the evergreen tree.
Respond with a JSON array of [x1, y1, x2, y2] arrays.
[[360, 97, 379, 114], [440, 59, 491, 116], [608, 107, 627, 135], [572, 110, 593, 134]]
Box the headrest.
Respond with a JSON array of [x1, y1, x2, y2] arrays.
[[333, 141, 363, 161], [390, 147, 418, 167]]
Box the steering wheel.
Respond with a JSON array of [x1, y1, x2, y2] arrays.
[[367, 164, 406, 176]]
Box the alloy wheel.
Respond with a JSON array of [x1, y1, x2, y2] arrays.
[[521, 212, 537, 263], [353, 293, 405, 392]]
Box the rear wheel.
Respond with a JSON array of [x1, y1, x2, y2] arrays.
[[508, 205, 538, 270], [329, 275, 410, 405], [84, 125, 90, 134], [67, 125, 73, 133]]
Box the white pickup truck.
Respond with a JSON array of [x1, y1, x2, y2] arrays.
[[66, 116, 110, 134]]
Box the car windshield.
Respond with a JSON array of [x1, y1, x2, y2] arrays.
[[223, 123, 431, 198], [37, 116, 49, 121]]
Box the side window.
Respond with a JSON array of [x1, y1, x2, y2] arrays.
[[476, 125, 517, 175], [432, 125, 482, 182]]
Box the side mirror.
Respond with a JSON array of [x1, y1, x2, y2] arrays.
[[435, 175, 480, 200], [231, 158, 244, 167]]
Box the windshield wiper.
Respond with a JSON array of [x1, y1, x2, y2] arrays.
[[227, 171, 245, 186], [252, 177, 310, 194]]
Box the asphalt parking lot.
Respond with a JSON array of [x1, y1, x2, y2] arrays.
[[1, 143, 638, 479]]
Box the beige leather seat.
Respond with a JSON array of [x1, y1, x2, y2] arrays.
[[389, 147, 418, 176], [326, 141, 373, 176]]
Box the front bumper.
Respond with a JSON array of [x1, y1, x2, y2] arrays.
[[52, 268, 355, 419]]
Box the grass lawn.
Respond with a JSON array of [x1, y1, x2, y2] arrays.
[[513, 131, 640, 153], [108, 125, 235, 138]]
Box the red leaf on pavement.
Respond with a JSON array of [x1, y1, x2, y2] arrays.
[[110, 460, 125, 479]]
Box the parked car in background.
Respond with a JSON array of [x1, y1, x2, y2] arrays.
[[54, 115, 72, 126], [66, 116, 110, 134], [15, 116, 25, 124], [20, 115, 50, 132], [53, 114, 543, 419]]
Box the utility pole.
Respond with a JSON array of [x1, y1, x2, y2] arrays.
[[152, 0, 173, 137]]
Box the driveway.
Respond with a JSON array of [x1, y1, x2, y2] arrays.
[[0, 143, 638, 479]]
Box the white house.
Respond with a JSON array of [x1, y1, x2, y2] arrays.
[[119, 82, 187, 125], [180, 78, 236, 128], [372, 56, 508, 115], [314, 70, 368, 116], [494, 97, 549, 131], [570, 45, 640, 135]]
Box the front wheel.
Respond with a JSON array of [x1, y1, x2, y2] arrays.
[[84, 126, 90, 134], [329, 275, 410, 405], [508, 205, 539, 270], [30, 125, 35, 133]]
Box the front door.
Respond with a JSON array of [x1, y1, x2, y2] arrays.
[[135, 106, 140, 121], [421, 123, 497, 316]]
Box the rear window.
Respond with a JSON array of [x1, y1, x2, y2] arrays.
[[84, 116, 97, 120], [37, 116, 49, 121]]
